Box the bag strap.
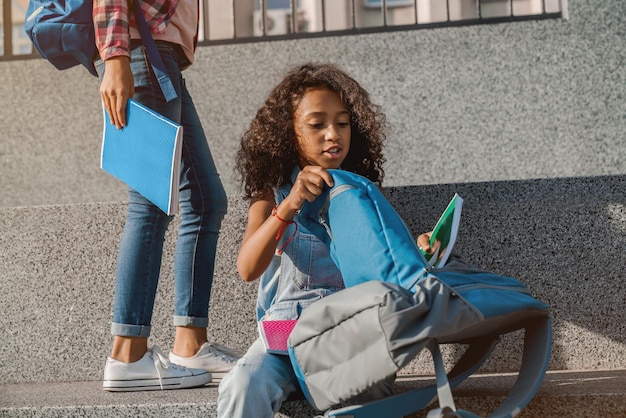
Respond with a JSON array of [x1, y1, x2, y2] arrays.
[[323, 338, 498, 418], [323, 316, 551, 418], [132, 0, 177, 102], [420, 317, 552, 418], [484, 316, 552, 418]]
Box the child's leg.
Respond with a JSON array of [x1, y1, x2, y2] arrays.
[[171, 78, 228, 347], [110, 336, 148, 363], [217, 338, 299, 418], [110, 188, 171, 347]]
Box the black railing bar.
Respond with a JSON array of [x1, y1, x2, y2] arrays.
[[414, 0, 418, 25], [351, 0, 356, 31], [321, 0, 327, 33], [194, 11, 563, 47], [4, 0, 13, 58], [510, 0, 513, 16], [478, 0, 482, 19], [231, 0, 236, 38], [382, 0, 388, 27], [260, 0, 267, 36], [0, 6, 564, 62], [202, 0, 210, 41], [0, 52, 41, 62], [446, 0, 450, 23], [291, 0, 297, 33]]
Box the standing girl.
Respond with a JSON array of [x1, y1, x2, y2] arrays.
[[95, 0, 239, 391], [217, 63, 390, 417]]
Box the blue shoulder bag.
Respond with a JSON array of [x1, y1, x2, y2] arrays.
[[24, 0, 176, 101]]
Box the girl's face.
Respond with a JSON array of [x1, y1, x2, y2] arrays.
[[293, 88, 351, 169]]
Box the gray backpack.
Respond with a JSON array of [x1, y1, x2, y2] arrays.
[[287, 170, 551, 418]]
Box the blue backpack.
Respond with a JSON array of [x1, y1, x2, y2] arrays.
[[24, 0, 176, 101], [289, 170, 552, 418], [24, 0, 98, 75]]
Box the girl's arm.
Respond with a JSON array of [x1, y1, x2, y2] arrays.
[[93, 0, 179, 129], [94, 0, 133, 129], [236, 166, 335, 282], [93, 0, 131, 62], [236, 195, 296, 282]]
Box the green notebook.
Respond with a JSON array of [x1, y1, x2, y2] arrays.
[[421, 193, 463, 267]]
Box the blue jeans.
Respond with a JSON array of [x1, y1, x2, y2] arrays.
[[217, 339, 300, 418], [96, 42, 227, 337]]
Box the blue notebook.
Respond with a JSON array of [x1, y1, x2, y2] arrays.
[[101, 99, 183, 215]]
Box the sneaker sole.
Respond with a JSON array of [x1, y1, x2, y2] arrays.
[[207, 371, 230, 381], [103, 372, 211, 392]]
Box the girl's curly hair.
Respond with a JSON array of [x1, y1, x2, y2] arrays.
[[235, 62, 388, 200]]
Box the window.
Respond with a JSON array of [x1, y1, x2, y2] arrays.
[[364, 0, 414, 8], [252, 0, 306, 36], [1, 0, 567, 60], [255, 0, 302, 9], [197, 0, 565, 44], [1, 0, 34, 58]]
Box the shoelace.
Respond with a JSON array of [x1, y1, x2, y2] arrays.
[[151, 346, 188, 390], [207, 343, 240, 363]]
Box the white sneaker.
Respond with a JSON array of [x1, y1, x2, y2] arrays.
[[103, 346, 212, 392], [168, 342, 242, 380]]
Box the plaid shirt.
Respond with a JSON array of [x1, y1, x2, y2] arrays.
[[93, 0, 178, 61]]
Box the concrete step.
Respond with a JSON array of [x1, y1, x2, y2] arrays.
[[2, 175, 624, 385], [1, 370, 624, 417], [1, 175, 624, 416]]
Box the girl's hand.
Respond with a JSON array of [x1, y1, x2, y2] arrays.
[[282, 165, 335, 212], [236, 164, 333, 282], [100, 56, 134, 130], [417, 231, 434, 255]]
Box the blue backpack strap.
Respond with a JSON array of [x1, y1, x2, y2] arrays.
[[324, 316, 551, 418], [132, 0, 177, 102]]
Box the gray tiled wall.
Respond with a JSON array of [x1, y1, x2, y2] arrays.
[[1, 0, 624, 208]]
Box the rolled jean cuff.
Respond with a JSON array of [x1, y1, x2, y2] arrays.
[[173, 315, 208, 328], [111, 322, 151, 338]]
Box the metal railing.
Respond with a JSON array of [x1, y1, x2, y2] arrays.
[[1, 0, 565, 61], [198, 0, 565, 46]]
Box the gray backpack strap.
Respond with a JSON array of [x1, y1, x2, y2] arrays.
[[323, 338, 498, 418], [430, 317, 552, 418], [427, 407, 463, 418], [482, 316, 552, 418], [429, 341, 457, 412], [324, 316, 551, 418]]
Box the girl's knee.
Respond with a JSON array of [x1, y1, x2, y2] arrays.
[[219, 362, 254, 395]]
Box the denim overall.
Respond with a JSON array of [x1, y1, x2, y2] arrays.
[[217, 169, 344, 418], [256, 176, 344, 322]]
